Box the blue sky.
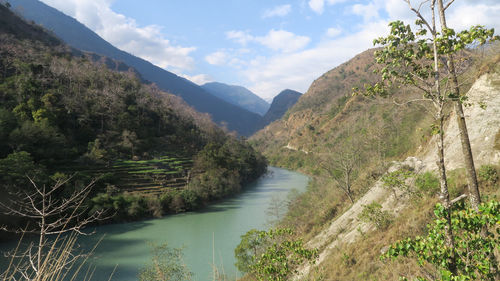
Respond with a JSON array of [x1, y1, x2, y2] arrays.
[[40, 0, 500, 101]]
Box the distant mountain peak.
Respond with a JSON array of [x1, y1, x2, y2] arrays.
[[9, 0, 262, 136], [261, 89, 302, 127], [201, 82, 270, 116]]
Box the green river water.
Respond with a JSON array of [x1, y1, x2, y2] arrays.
[[1, 167, 308, 281]]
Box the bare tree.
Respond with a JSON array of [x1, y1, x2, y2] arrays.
[[320, 142, 361, 204], [265, 194, 287, 227], [0, 176, 105, 280]]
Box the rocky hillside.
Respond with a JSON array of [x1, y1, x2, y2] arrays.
[[295, 70, 500, 279], [421, 72, 500, 171], [251, 48, 430, 173], [250, 39, 500, 280]]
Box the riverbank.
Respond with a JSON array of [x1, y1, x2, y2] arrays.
[[0, 167, 309, 281]]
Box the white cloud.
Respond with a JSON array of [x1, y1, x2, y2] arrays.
[[351, 2, 380, 22], [262, 4, 292, 18], [447, 3, 500, 31], [40, 0, 196, 72], [226, 30, 254, 46], [326, 27, 342, 37], [383, 0, 414, 22], [255, 30, 310, 53], [308, 0, 325, 14], [205, 51, 229, 65], [308, 0, 350, 14], [205, 49, 248, 68], [227, 29, 310, 53], [244, 20, 390, 100], [181, 73, 213, 85], [245, 0, 500, 100]]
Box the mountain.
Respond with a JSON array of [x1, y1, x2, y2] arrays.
[[8, 0, 262, 136], [201, 82, 270, 116], [0, 4, 267, 224], [260, 89, 301, 127], [250, 34, 500, 280]]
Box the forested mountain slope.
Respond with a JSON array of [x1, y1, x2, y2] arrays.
[[0, 4, 266, 225], [8, 0, 263, 136]]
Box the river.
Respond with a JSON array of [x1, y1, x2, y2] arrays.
[[0, 167, 308, 281]]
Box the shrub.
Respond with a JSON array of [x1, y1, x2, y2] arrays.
[[180, 189, 200, 210], [478, 165, 498, 185], [145, 196, 163, 218], [382, 200, 500, 281], [160, 191, 174, 211], [358, 202, 393, 230], [495, 129, 500, 150], [248, 228, 318, 281], [415, 171, 439, 194], [381, 168, 414, 199]]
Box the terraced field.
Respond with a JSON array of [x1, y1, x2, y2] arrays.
[[67, 154, 194, 196], [111, 155, 193, 196]]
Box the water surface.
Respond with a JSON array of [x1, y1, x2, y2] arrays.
[[21, 167, 309, 280]]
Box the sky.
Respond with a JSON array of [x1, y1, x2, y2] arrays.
[[39, 0, 500, 101]]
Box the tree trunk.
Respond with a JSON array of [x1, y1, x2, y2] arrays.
[[436, 108, 457, 274], [344, 170, 354, 203], [431, 2, 456, 273], [453, 101, 481, 209], [436, 0, 481, 210], [343, 188, 354, 204]]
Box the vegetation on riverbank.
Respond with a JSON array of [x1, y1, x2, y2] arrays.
[[0, 3, 267, 228]]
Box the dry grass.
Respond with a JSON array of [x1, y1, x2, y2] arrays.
[[304, 167, 500, 281]]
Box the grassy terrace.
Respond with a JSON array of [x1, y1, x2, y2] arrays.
[[63, 154, 194, 196], [112, 156, 193, 195]]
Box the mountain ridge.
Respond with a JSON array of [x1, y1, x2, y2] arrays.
[[0, 3, 267, 224], [201, 82, 270, 116], [261, 89, 301, 127], [9, 0, 262, 136]]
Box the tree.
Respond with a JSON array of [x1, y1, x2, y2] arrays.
[[247, 228, 318, 281], [358, 202, 393, 230], [319, 141, 361, 204], [138, 243, 192, 281], [356, 0, 496, 272], [0, 151, 43, 189], [382, 200, 499, 280], [434, 0, 496, 211], [0, 176, 104, 279], [265, 194, 288, 227], [234, 229, 265, 273], [382, 167, 415, 199]]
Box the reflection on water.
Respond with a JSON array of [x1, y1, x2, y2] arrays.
[[0, 167, 309, 281]]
